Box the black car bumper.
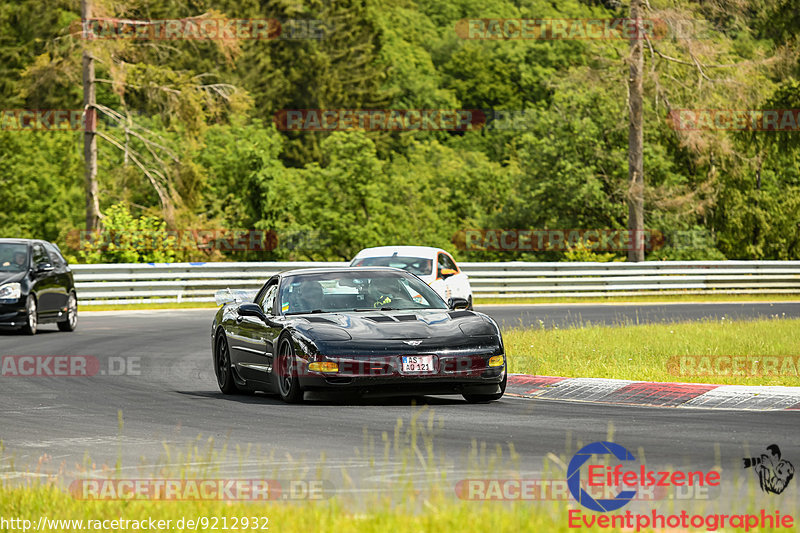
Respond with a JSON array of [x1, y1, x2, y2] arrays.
[[295, 353, 505, 396], [0, 301, 26, 328]]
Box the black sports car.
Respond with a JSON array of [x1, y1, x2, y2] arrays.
[[0, 238, 78, 334], [211, 267, 506, 403]]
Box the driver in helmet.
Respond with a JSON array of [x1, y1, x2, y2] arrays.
[[296, 280, 324, 312]]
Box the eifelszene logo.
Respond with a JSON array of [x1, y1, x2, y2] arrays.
[[743, 445, 795, 495], [567, 441, 637, 512], [567, 441, 720, 513]]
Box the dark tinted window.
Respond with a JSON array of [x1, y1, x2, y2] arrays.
[[0, 243, 28, 272], [32, 243, 48, 266], [437, 253, 457, 276], [257, 283, 278, 315], [352, 256, 432, 276], [43, 242, 65, 268], [280, 270, 447, 315]]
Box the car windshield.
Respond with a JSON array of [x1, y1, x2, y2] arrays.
[[280, 270, 447, 315], [351, 256, 433, 276], [0, 243, 29, 272]]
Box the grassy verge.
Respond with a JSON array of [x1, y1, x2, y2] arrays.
[[0, 413, 572, 532], [1, 409, 790, 531], [504, 317, 800, 386], [0, 486, 562, 532]]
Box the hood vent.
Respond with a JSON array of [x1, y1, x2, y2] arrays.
[[364, 315, 396, 322], [448, 310, 473, 319], [304, 316, 337, 324], [394, 315, 418, 322]]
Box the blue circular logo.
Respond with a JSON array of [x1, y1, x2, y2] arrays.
[[567, 441, 637, 512]]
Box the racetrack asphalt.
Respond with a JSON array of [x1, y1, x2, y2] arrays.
[[1, 304, 798, 508]]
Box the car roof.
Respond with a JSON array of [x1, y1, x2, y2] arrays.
[[0, 238, 36, 245], [0, 239, 63, 255], [277, 266, 410, 278], [351, 246, 450, 261]]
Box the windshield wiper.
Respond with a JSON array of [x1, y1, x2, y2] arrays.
[[285, 309, 327, 315]]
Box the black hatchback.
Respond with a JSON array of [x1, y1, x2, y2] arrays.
[[0, 239, 78, 334]]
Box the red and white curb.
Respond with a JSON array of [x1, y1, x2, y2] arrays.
[[507, 374, 800, 411]]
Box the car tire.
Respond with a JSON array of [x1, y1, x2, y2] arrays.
[[276, 336, 304, 403], [214, 333, 240, 394], [57, 292, 78, 332], [462, 373, 506, 403], [20, 295, 38, 335]]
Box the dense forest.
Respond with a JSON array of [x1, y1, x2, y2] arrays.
[[1, 0, 799, 263]]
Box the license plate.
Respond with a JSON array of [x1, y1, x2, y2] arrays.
[[401, 355, 435, 373]]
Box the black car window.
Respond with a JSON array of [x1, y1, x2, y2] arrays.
[[43, 242, 65, 269], [353, 256, 433, 276], [437, 253, 457, 276], [0, 243, 28, 271], [280, 270, 447, 314], [32, 243, 48, 267], [257, 283, 278, 315]]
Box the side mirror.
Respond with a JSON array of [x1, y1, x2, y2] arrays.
[[35, 262, 54, 274], [448, 297, 469, 310], [238, 303, 267, 322], [440, 268, 458, 279]]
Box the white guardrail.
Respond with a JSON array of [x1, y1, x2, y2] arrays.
[[69, 260, 800, 305]]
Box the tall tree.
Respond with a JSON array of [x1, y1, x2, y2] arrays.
[[82, 0, 100, 231], [627, 0, 644, 261]]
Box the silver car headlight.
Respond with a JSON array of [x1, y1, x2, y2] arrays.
[[0, 283, 21, 300]]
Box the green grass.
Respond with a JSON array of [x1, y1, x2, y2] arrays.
[[0, 411, 569, 532], [1, 421, 784, 533], [0, 486, 565, 532], [503, 317, 800, 386], [2, 408, 794, 532]]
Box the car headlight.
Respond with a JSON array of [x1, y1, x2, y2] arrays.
[[0, 283, 21, 300], [488, 355, 504, 367], [308, 361, 339, 373]]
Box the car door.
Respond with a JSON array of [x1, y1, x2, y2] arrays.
[[234, 281, 281, 385], [43, 242, 69, 312], [30, 242, 60, 317], [437, 252, 471, 301]]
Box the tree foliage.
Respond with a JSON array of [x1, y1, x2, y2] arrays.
[[1, 0, 799, 262]]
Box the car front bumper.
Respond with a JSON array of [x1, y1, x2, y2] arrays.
[[295, 353, 506, 396], [0, 301, 26, 328]]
